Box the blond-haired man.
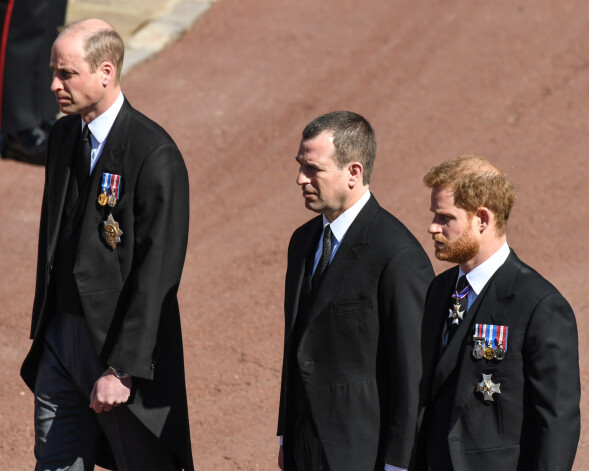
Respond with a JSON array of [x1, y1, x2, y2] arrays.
[[21, 19, 193, 470]]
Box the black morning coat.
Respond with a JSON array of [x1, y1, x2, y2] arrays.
[[415, 250, 581, 471], [278, 195, 434, 470], [21, 99, 194, 471]]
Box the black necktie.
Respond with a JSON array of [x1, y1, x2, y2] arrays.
[[76, 125, 92, 190], [312, 224, 332, 291], [66, 126, 92, 212], [446, 275, 470, 345]]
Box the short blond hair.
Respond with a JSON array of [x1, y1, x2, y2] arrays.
[[59, 20, 125, 83]]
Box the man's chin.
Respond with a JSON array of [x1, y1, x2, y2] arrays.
[[304, 201, 322, 214], [58, 105, 73, 115], [434, 249, 451, 262], [435, 248, 474, 265]]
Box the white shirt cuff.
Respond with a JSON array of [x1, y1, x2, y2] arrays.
[[385, 465, 407, 471]]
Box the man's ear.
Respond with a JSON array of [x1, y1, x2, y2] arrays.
[[100, 61, 116, 87], [347, 162, 364, 189], [475, 207, 492, 233]]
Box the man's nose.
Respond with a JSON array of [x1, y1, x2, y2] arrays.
[[297, 169, 310, 185], [50, 75, 62, 92], [428, 222, 441, 235]]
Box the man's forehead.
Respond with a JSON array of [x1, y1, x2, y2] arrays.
[[430, 187, 456, 206], [51, 36, 84, 62]]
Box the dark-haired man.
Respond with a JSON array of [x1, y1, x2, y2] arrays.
[[277, 111, 433, 471], [416, 155, 580, 471], [21, 19, 193, 470]]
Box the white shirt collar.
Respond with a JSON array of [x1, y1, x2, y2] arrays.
[[82, 91, 125, 144], [322, 189, 371, 243], [459, 241, 510, 295]]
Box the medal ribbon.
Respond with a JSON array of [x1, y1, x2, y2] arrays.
[[474, 323, 489, 339], [452, 284, 470, 302], [100, 172, 112, 195], [495, 325, 508, 351], [485, 324, 496, 347], [474, 323, 508, 350], [109, 174, 121, 200]]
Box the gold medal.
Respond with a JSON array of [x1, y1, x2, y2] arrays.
[[98, 192, 108, 206], [484, 342, 495, 360], [103, 214, 123, 249]]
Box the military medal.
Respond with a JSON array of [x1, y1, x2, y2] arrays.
[[98, 191, 108, 206], [98, 173, 111, 206], [476, 373, 501, 401], [472, 337, 485, 359], [493, 325, 508, 360], [107, 173, 121, 207], [98, 173, 122, 207], [448, 282, 470, 325], [473, 323, 509, 360], [448, 300, 465, 325], [103, 214, 123, 249], [494, 343, 506, 361], [484, 342, 495, 360]]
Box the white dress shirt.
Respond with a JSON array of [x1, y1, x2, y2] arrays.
[[458, 241, 511, 307], [312, 189, 371, 274], [82, 91, 125, 174]]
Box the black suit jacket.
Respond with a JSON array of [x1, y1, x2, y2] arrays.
[[278, 195, 434, 470], [21, 99, 194, 471], [416, 250, 580, 471]]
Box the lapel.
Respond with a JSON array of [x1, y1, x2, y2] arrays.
[[46, 117, 81, 265], [285, 218, 322, 335], [427, 270, 457, 398], [304, 195, 378, 327]]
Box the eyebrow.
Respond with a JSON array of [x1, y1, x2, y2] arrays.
[[296, 155, 313, 165], [431, 208, 453, 217]]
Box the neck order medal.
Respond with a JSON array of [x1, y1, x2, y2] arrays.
[[448, 281, 470, 325]]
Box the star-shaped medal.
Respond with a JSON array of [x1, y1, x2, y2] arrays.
[[103, 214, 123, 249], [476, 374, 501, 401], [448, 302, 464, 325]]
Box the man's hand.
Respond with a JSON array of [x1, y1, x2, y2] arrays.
[[278, 445, 284, 470], [89, 368, 132, 413]]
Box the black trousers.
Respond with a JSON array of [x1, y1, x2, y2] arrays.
[[292, 411, 330, 471], [0, 0, 67, 133]]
